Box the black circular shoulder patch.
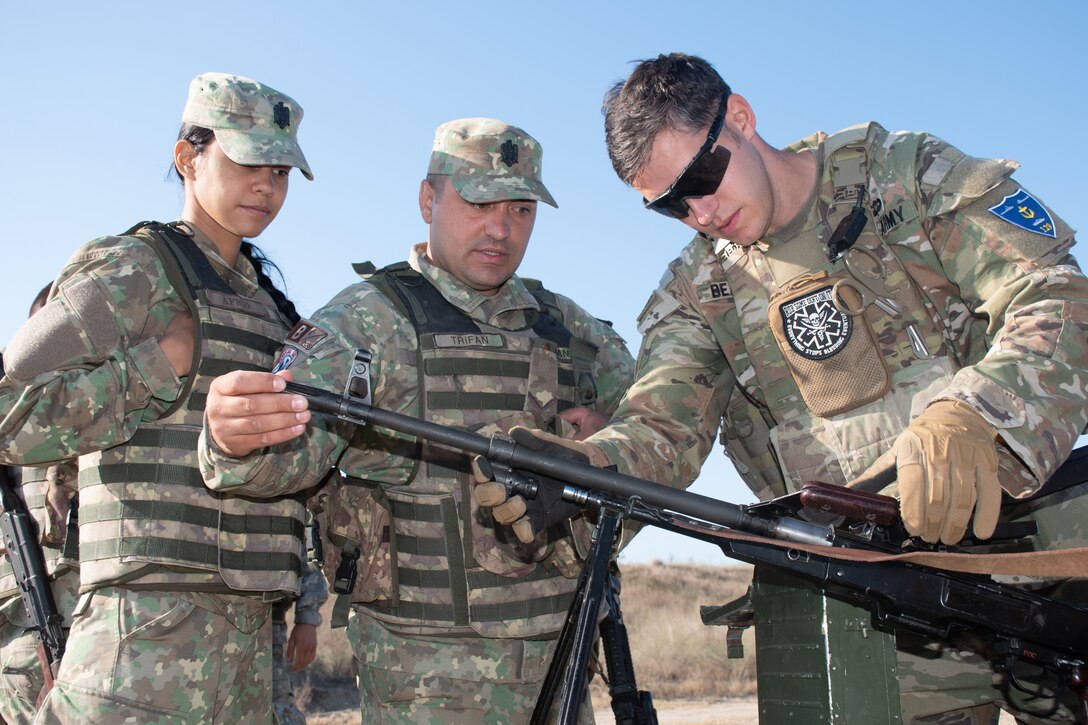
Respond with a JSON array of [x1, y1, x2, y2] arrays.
[[780, 286, 852, 360]]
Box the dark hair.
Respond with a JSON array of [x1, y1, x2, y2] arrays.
[[241, 241, 300, 325], [29, 283, 52, 317], [173, 123, 300, 326], [602, 53, 731, 185]]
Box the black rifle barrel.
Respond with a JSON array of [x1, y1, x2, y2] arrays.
[[0, 466, 65, 667], [285, 381, 832, 547]]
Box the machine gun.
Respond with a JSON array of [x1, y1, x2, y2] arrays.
[[0, 465, 66, 701], [282, 378, 1088, 724]]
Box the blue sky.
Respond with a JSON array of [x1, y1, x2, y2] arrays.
[[2, 2, 1085, 563]]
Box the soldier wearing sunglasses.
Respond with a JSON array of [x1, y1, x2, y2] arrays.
[[473, 53, 1088, 723]]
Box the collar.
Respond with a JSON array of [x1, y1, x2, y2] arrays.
[[762, 133, 827, 247], [408, 242, 541, 328], [173, 221, 261, 296]]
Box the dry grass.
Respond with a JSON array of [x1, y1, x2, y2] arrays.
[[297, 563, 756, 714], [603, 563, 756, 700]]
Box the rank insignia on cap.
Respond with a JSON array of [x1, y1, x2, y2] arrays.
[[271, 346, 298, 373], [781, 287, 852, 361], [273, 101, 291, 130], [988, 188, 1056, 238], [499, 139, 518, 168]]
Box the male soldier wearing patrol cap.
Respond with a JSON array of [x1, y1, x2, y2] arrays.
[[474, 53, 1088, 723], [200, 118, 635, 723], [0, 72, 312, 721]]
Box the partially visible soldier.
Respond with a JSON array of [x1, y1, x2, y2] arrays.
[[200, 118, 635, 723], [272, 563, 329, 725], [477, 53, 1088, 723], [0, 286, 80, 725], [0, 73, 313, 722]]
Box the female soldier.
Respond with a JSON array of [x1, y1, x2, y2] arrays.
[[0, 72, 312, 723]]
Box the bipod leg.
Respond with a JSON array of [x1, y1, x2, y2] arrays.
[[1070, 664, 1088, 725], [530, 506, 623, 725], [530, 545, 590, 725]]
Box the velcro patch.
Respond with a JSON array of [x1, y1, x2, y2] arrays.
[[988, 188, 1057, 238], [780, 287, 852, 360], [204, 290, 269, 318], [285, 320, 331, 351], [698, 281, 733, 303], [432, 333, 504, 348], [271, 345, 298, 373]]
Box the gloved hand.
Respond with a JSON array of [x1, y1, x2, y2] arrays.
[[471, 426, 607, 544], [892, 400, 1001, 545]]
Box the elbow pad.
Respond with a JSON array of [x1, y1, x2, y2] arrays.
[[4, 276, 122, 383]]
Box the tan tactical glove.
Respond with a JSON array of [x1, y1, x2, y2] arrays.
[[471, 426, 609, 544], [893, 400, 1001, 545]]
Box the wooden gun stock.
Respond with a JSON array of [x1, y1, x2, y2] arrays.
[[800, 480, 900, 527]]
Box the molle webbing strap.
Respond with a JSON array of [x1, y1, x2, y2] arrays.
[[83, 462, 205, 488], [79, 536, 301, 572], [367, 593, 574, 625], [424, 358, 530, 377], [471, 594, 573, 622], [126, 428, 201, 451], [426, 392, 528, 412], [199, 358, 274, 378], [79, 500, 303, 536], [423, 359, 579, 390], [439, 497, 469, 626], [390, 498, 444, 522], [20, 487, 46, 510], [201, 324, 283, 356], [395, 533, 448, 558]]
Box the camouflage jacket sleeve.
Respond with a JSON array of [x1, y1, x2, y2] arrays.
[[200, 280, 419, 495], [292, 562, 329, 626], [550, 293, 635, 414], [911, 135, 1088, 492], [0, 236, 186, 465], [584, 246, 735, 488]]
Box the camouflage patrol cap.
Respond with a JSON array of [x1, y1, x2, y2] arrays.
[[182, 72, 313, 180], [428, 118, 557, 207]]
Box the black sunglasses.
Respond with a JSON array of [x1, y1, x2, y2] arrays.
[[643, 94, 732, 219]]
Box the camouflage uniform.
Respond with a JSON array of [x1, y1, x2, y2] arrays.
[[0, 464, 78, 725], [272, 563, 329, 725], [203, 118, 633, 723], [587, 124, 1088, 723], [0, 73, 313, 723], [204, 239, 633, 723]]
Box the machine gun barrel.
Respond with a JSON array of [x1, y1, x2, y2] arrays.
[[284, 380, 1088, 671], [286, 380, 833, 547]]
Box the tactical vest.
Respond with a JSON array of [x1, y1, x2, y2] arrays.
[[703, 124, 1012, 500], [76, 223, 305, 595], [0, 466, 78, 600], [346, 263, 599, 637]]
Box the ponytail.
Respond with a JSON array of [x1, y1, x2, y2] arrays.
[[240, 242, 300, 326]]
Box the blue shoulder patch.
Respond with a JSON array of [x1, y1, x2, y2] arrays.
[[988, 188, 1057, 238], [271, 345, 298, 373]]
